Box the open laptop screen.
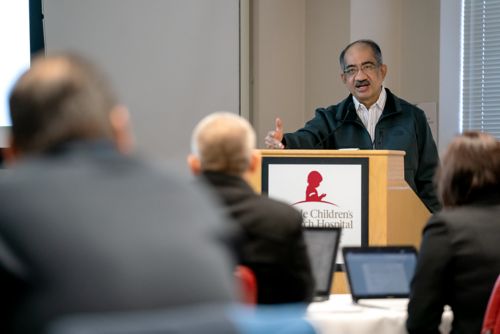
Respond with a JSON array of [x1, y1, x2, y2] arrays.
[[342, 246, 417, 301], [303, 227, 341, 301]]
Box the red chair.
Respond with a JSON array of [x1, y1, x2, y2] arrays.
[[234, 265, 257, 305], [482, 274, 500, 334]]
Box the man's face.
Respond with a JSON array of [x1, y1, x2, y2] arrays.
[[340, 43, 387, 108]]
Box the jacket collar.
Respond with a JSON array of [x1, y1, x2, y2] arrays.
[[340, 88, 402, 122], [202, 170, 254, 192]]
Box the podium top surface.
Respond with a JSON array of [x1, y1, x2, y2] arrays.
[[258, 149, 405, 158]]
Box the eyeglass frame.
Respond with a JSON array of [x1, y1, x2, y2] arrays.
[[342, 62, 381, 77]]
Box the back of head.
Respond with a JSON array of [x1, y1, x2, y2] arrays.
[[191, 112, 256, 175], [437, 131, 500, 207], [9, 52, 118, 154]]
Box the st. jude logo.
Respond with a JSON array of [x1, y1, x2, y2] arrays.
[[292, 170, 354, 229]]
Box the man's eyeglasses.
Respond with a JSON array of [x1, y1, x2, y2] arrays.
[[343, 63, 379, 77]]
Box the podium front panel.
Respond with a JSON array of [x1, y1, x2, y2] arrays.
[[262, 157, 369, 268]]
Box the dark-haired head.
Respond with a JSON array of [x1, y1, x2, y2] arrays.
[[339, 39, 383, 70], [436, 131, 500, 207], [8, 52, 132, 156]]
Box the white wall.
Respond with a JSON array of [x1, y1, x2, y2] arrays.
[[401, 0, 440, 105], [439, 0, 461, 153], [305, 0, 350, 118], [350, 0, 402, 93], [43, 0, 240, 172], [0, 0, 31, 148], [10, 1, 462, 160], [251, 0, 306, 147]]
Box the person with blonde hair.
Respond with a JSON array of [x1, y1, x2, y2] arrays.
[[407, 131, 500, 334], [189, 112, 314, 304]]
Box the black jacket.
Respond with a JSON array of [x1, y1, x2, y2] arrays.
[[202, 171, 315, 305], [407, 192, 500, 334], [283, 88, 441, 213]]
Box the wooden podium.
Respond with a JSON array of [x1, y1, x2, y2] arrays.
[[247, 149, 431, 294]]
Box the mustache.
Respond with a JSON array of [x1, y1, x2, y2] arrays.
[[355, 80, 370, 87]]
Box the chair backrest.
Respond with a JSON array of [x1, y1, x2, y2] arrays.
[[229, 303, 316, 334], [47, 303, 238, 334], [47, 303, 316, 334], [482, 274, 500, 334], [234, 265, 257, 305]]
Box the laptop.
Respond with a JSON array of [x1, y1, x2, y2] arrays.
[[342, 246, 418, 310], [302, 226, 341, 302]]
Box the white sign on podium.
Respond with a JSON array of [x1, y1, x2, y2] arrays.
[[262, 157, 369, 267]]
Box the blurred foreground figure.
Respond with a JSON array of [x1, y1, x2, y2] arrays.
[[407, 132, 500, 334], [0, 53, 236, 334], [188, 112, 314, 305]]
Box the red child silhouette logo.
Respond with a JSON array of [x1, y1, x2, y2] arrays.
[[306, 170, 327, 202], [291, 170, 336, 206]]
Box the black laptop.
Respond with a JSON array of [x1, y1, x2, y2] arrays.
[[303, 226, 341, 302], [342, 246, 417, 309]]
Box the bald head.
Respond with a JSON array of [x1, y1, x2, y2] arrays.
[[190, 112, 256, 175], [9, 53, 120, 154]]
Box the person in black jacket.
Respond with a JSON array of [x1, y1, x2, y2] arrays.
[[188, 112, 315, 305], [406, 132, 500, 334], [265, 39, 440, 213]]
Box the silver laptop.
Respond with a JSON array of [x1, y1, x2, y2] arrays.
[[342, 246, 417, 309], [303, 227, 341, 302]]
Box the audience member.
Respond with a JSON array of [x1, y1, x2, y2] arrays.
[[188, 112, 315, 304], [0, 53, 236, 334], [406, 131, 500, 334], [265, 39, 440, 212]]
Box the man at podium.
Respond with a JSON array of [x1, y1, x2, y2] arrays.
[[265, 39, 440, 213]]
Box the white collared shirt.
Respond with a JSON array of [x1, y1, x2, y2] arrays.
[[352, 87, 387, 143]]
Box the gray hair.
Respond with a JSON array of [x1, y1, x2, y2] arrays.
[[191, 112, 256, 175]]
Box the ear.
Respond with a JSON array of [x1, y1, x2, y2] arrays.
[[248, 149, 261, 173], [187, 154, 202, 175], [243, 150, 261, 190], [109, 105, 134, 154], [340, 72, 347, 84], [379, 64, 388, 80], [3, 136, 19, 165]]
